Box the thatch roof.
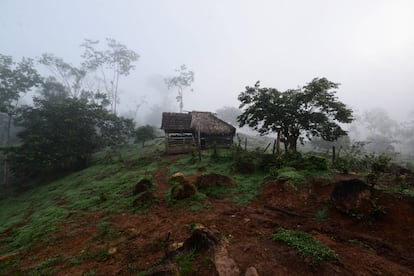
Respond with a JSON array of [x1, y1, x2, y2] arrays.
[[161, 112, 192, 132], [161, 111, 236, 135]]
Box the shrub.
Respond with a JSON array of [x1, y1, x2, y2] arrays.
[[275, 167, 306, 188], [303, 155, 328, 171], [272, 229, 337, 264]]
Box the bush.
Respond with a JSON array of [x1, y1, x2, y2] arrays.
[[272, 229, 337, 264], [303, 155, 328, 171], [275, 167, 306, 188]]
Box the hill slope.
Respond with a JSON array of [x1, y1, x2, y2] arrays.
[[1, 144, 414, 275]]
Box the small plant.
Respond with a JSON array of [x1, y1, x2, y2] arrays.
[[275, 167, 306, 188], [272, 229, 337, 265], [175, 250, 196, 276], [366, 155, 391, 189], [315, 206, 330, 222], [303, 155, 328, 171], [83, 268, 96, 276]]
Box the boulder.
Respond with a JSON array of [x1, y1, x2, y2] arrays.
[[133, 178, 153, 195], [133, 191, 156, 207], [171, 180, 197, 200]]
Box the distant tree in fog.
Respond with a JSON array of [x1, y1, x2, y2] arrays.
[[38, 53, 87, 98], [164, 64, 194, 113], [216, 106, 241, 126], [81, 38, 139, 114], [363, 108, 399, 154], [0, 54, 42, 185], [134, 125, 156, 147]]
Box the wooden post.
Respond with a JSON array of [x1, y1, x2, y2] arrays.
[[244, 137, 247, 151], [264, 143, 271, 153], [332, 146, 336, 164]]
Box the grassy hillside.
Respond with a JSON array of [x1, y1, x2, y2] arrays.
[[0, 143, 165, 256]]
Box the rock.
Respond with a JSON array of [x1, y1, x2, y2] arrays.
[[330, 179, 372, 214], [245, 266, 259, 276], [171, 172, 185, 181], [133, 178, 153, 195], [171, 180, 197, 200], [214, 244, 240, 276], [182, 227, 220, 252], [196, 173, 236, 189]]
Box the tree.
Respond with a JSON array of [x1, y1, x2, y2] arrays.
[[134, 125, 156, 147], [38, 53, 87, 99], [81, 38, 140, 114], [165, 64, 194, 113], [13, 93, 134, 176], [238, 78, 353, 152], [0, 54, 42, 185], [362, 108, 399, 154]]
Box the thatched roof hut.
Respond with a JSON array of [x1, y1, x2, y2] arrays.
[[161, 111, 236, 154], [162, 111, 236, 136]]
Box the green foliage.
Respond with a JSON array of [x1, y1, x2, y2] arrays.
[[315, 206, 330, 222], [303, 155, 328, 171], [28, 255, 62, 275], [135, 125, 156, 147], [0, 144, 159, 254], [273, 167, 306, 188], [0, 54, 42, 114], [11, 94, 134, 177], [238, 78, 353, 152], [334, 143, 378, 174], [175, 250, 197, 276], [272, 229, 337, 264]]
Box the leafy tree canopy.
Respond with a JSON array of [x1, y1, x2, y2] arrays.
[[237, 77, 353, 151], [134, 125, 156, 147]]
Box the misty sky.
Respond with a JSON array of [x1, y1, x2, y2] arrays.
[[1, 0, 414, 121]]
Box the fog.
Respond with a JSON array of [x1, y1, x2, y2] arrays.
[[2, 0, 414, 123]]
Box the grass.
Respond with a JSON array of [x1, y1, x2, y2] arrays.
[[378, 185, 414, 197], [272, 228, 337, 264], [175, 250, 197, 276], [0, 144, 160, 257], [168, 149, 267, 205], [274, 167, 307, 188], [315, 205, 330, 222]]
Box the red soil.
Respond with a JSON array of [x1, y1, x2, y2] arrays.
[[4, 168, 414, 275]]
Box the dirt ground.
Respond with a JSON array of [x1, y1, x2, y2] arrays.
[[6, 167, 414, 275]]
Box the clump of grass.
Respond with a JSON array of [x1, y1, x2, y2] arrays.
[[275, 167, 306, 188], [175, 250, 197, 276], [315, 206, 330, 222], [272, 229, 337, 264]]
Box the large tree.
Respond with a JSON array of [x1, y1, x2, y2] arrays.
[[0, 54, 42, 185], [38, 53, 87, 99], [81, 38, 139, 114], [13, 94, 134, 176], [165, 64, 194, 113], [237, 78, 353, 152]]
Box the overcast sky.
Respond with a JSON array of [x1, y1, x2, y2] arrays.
[[1, 0, 414, 121]]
